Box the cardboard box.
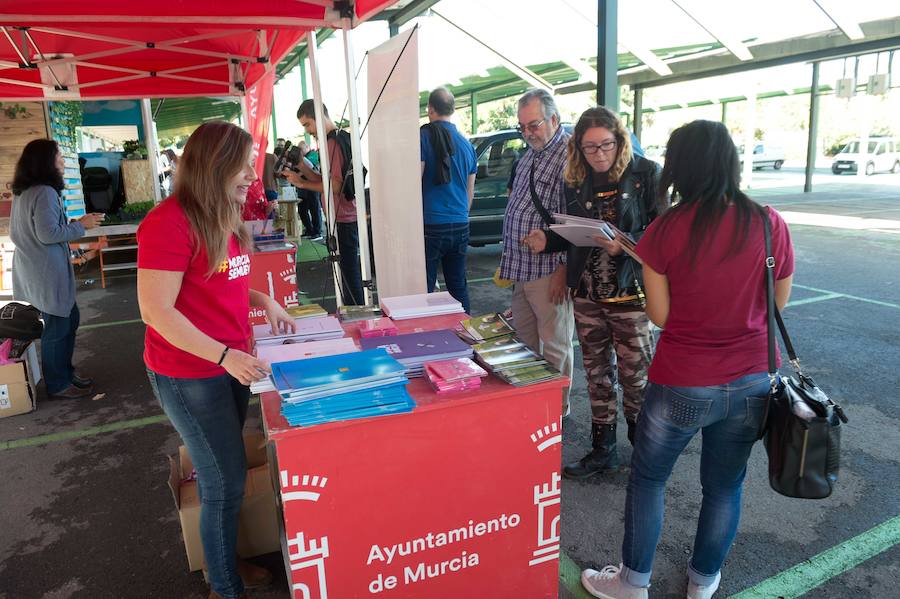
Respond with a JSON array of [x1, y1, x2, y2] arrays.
[[0, 343, 42, 419], [168, 431, 281, 571]]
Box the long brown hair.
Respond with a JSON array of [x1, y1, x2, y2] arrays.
[[173, 121, 252, 275], [564, 106, 632, 187]]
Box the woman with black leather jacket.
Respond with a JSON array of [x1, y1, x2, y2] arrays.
[[523, 106, 664, 479]]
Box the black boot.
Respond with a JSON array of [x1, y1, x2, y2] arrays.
[[563, 423, 619, 479], [626, 419, 637, 446]]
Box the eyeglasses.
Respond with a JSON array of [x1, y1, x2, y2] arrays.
[[581, 140, 617, 155], [516, 119, 545, 134]]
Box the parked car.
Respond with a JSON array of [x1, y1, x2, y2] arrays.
[[831, 137, 900, 175], [739, 143, 785, 170], [467, 125, 573, 246]]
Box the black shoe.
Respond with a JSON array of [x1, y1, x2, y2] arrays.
[[563, 445, 620, 479], [563, 423, 619, 479], [49, 384, 93, 399], [72, 374, 93, 389]]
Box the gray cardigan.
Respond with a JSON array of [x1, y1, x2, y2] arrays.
[[10, 185, 85, 317]]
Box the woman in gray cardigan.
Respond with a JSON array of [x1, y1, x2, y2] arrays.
[[10, 139, 102, 398]]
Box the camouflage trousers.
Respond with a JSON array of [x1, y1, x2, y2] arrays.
[[573, 297, 654, 425]]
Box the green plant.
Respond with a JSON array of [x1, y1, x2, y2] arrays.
[[49, 101, 83, 148], [0, 102, 30, 119], [122, 201, 155, 215], [122, 139, 147, 158]]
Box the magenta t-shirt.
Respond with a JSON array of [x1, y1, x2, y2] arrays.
[[635, 205, 794, 386]]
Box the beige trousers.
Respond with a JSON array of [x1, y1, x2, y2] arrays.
[[511, 274, 575, 408]]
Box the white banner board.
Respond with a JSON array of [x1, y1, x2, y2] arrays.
[[366, 29, 426, 299]]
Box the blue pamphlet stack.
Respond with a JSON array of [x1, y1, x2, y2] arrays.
[[272, 348, 415, 426], [359, 329, 473, 377]]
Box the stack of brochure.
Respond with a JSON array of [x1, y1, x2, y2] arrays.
[[359, 329, 473, 377], [285, 304, 328, 319], [253, 315, 345, 346], [359, 317, 398, 339], [337, 305, 383, 322], [472, 335, 562, 387], [424, 358, 488, 394], [380, 292, 464, 320], [456, 312, 515, 343], [250, 337, 359, 394], [272, 348, 414, 426], [549, 213, 640, 262]]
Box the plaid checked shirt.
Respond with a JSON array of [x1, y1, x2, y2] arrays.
[[499, 126, 569, 282]]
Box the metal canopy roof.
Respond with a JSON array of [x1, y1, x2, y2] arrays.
[[150, 1, 900, 135]]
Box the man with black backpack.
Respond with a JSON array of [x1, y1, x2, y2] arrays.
[[283, 100, 365, 305]]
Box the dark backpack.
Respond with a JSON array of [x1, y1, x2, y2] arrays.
[[0, 302, 43, 340], [328, 129, 367, 200]]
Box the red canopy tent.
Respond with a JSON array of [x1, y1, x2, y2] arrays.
[[0, 1, 395, 100], [1, 1, 398, 305]]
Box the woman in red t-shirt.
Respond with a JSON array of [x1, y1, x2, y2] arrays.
[[137, 121, 294, 599], [580, 120, 794, 599]]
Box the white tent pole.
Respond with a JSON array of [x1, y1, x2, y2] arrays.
[[342, 27, 372, 306], [239, 97, 250, 128], [140, 98, 162, 203], [307, 30, 344, 308]]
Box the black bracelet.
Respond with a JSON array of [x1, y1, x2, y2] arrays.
[[216, 346, 230, 366]]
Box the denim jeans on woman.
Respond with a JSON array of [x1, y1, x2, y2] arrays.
[[619, 371, 770, 589], [424, 222, 470, 314], [147, 370, 250, 599], [41, 303, 80, 394]]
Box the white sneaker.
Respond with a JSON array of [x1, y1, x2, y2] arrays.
[[581, 564, 649, 599], [687, 571, 721, 599]]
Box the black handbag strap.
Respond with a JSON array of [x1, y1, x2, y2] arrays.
[[764, 210, 800, 377], [529, 159, 555, 227]]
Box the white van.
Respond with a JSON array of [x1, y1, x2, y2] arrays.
[[831, 137, 900, 175], [739, 143, 785, 170]]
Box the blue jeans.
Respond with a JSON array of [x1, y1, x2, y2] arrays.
[[336, 221, 364, 305], [621, 372, 771, 588], [147, 370, 250, 599], [424, 222, 470, 314], [41, 303, 80, 394]]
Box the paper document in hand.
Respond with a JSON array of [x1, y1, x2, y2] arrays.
[[548, 223, 614, 246], [550, 213, 641, 263]]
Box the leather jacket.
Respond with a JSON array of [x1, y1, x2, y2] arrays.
[[544, 155, 663, 292]]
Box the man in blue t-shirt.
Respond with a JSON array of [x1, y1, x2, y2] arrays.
[[420, 87, 477, 313]]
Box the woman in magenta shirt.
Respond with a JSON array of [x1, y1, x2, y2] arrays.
[[137, 121, 293, 599], [580, 120, 794, 599]]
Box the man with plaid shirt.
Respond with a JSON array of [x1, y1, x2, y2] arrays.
[[499, 89, 575, 412]]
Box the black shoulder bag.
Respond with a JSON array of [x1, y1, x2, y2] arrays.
[[762, 213, 848, 499]]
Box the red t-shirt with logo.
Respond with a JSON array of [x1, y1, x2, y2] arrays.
[[137, 196, 252, 378], [635, 204, 794, 387]]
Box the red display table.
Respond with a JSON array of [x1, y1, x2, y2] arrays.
[[249, 245, 298, 325], [259, 314, 566, 599]]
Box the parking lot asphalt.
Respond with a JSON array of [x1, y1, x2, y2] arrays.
[[0, 176, 897, 599]]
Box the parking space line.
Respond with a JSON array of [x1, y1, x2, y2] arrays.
[[0, 398, 260, 451], [559, 550, 594, 598], [786, 293, 843, 307], [794, 284, 900, 310], [728, 515, 900, 599], [1, 413, 169, 451], [80, 318, 144, 331]]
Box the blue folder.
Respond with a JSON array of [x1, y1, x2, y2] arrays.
[[272, 348, 406, 397]]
